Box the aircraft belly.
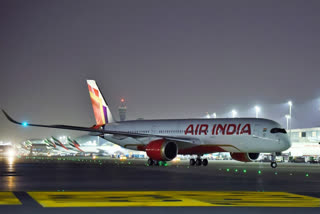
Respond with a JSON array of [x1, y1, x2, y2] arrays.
[[201, 136, 246, 152], [199, 135, 272, 153]]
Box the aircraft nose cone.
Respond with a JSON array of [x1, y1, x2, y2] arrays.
[[282, 135, 291, 150]]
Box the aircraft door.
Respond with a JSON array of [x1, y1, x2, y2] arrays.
[[151, 124, 157, 135], [254, 124, 263, 138]]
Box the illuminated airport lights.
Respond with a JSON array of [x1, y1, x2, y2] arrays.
[[59, 136, 66, 141], [212, 113, 217, 118], [254, 106, 261, 118], [231, 110, 237, 118], [258, 170, 262, 174]]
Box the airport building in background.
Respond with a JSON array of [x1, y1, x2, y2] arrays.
[[290, 127, 320, 142], [283, 127, 320, 157]]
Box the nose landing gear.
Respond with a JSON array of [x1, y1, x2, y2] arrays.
[[271, 153, 277, 168], [271, 162, 277, 168]]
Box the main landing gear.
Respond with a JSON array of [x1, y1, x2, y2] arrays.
[[190, 156, 208, 167], [270, 153, 277, 168], [147, 158, 167, 166]]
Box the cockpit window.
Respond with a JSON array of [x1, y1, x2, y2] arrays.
[[270, 128, 287, 134]]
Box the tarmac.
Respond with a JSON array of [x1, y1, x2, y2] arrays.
[[0, 156, 320, 213]]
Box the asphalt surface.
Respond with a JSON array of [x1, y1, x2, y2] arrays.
[[0, 156, 320, 213]]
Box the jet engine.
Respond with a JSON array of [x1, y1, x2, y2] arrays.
[[146, 139, 178, 161], [230, 152, 260, 162]]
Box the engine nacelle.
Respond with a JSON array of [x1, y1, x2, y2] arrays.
[[146, 139, 178, 161], [230, 152, 260, 162]]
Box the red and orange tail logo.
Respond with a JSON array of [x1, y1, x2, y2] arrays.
[[87, 80, 114, 125]]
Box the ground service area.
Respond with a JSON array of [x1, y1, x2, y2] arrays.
[[0, 157, 320, 214]]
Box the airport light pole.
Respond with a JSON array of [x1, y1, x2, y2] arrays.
[[288, 101, 292, 137], [231, 110, 237, 118], [285, 114, 291, 130], [288, 101, 292, 117], [255, 106, 260, 118]]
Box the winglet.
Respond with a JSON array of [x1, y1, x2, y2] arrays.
[[2, 109, 22, 125]]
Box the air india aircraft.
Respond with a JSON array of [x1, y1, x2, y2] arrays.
[[2, 80, 291, 168]]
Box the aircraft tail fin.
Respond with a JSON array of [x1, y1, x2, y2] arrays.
[[87, 80, 114, 125]]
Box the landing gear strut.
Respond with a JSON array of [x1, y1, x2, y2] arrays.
[[148, 158, 154, 166], [270, 153, 277, 168], [189, 155, 208, 167]]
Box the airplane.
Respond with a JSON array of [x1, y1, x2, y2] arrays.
[[2, 80, 291, 168], [67, 137, 84, 152], [51, 137, 69, 150], [44, 138, 56, 148], [51, 136, 78, 154], [67, 136, 126, 156]]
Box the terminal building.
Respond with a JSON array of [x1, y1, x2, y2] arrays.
[[283, 127, 320, 158], [290, 127, 320, 143]]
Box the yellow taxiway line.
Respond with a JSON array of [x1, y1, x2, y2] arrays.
[[0, 192, 21, 205], [28, 191, 320, 207]]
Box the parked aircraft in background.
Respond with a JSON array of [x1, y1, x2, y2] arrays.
[[67, 137, 84, 152]]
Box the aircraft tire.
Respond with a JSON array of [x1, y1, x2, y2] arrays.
[[202, 159, 208, 166], [189, 159, 196, 166], [196, 158, 202, 166]]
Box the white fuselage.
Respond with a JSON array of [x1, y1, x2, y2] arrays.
[[101, 118, 291, 155]]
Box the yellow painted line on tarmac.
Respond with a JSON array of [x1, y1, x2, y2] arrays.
[[28, 191, 320, 207], [0, 192, 21, 205]]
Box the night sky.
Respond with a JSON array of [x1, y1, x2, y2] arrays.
[[1, 0, 320, 143]]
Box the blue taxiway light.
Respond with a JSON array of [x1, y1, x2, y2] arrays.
[[22, 122, 28, 127]]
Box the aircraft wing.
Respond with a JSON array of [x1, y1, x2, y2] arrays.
[[2, 110, 198, 145]]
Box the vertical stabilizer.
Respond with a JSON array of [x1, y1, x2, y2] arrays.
[[87, 80, 114, 125]]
